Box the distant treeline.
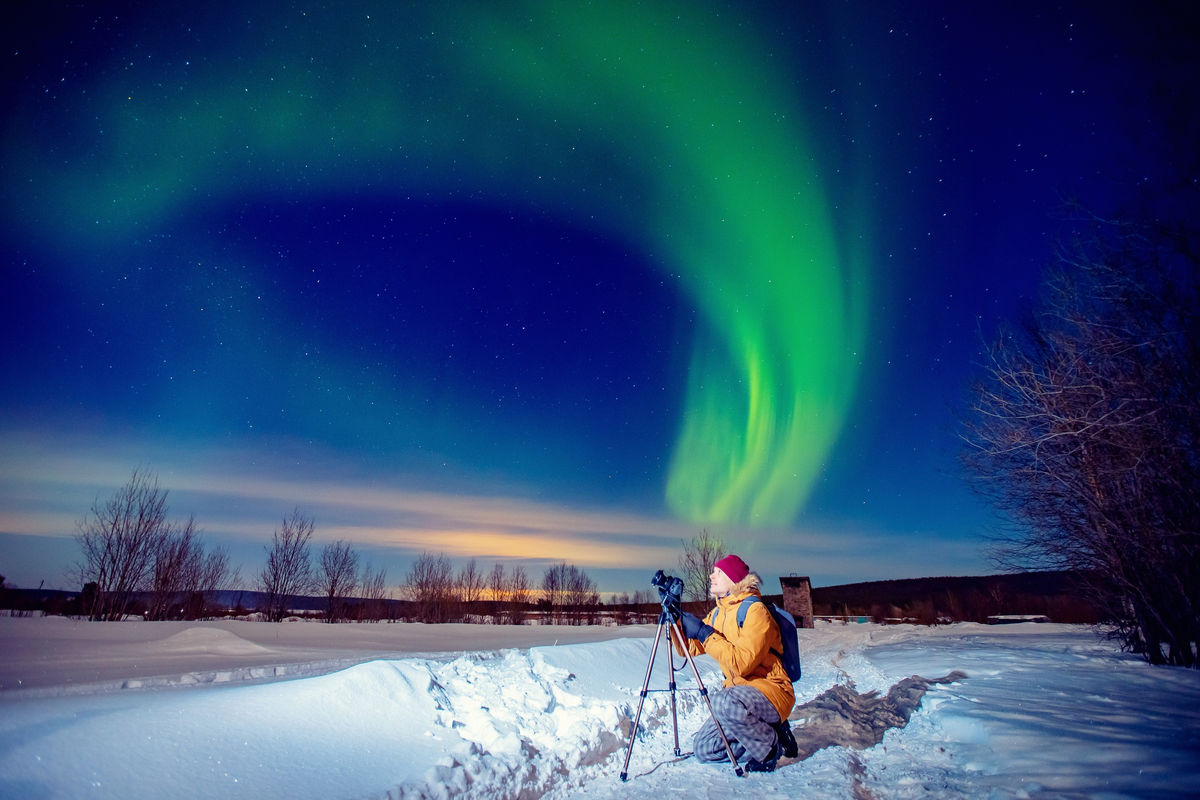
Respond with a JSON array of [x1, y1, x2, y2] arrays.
[[0, 587, 396, 620], [0, 585, 668, 625], [3, 571, 1102, 627], [811, 571, 1102, 624]]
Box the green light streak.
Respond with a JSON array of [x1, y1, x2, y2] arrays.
[[3, 1, 871, 527], [460, 3, 870, 525]]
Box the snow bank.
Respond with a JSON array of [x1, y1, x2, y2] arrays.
[[0, 616, 652, 694]]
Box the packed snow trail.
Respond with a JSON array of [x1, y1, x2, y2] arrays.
[[786, 671, 967, 761]]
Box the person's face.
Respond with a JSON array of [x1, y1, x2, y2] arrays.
[[709, 566, 734, 598]]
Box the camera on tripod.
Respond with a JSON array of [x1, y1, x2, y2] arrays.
[[651, 569, 684, 618], [621, 568, 745, 780]]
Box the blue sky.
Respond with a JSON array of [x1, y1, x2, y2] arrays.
[[1, 1, 1191, 595]]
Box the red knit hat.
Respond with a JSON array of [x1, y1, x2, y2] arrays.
[[713, 554, 750, 583]]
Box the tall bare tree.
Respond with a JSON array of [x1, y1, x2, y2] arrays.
[[564, 565, 599, 625], [541, 562, 596, 625], [487, 563, 506, 606], [404, 551, 454, 622], [145, 521, 239, 620], [963, 216, 1199, 667], [541, 562, 567, 624], [259, 509, 316, 622], [358, 562, 390, 621], [146, 515, 201, 620], [197, 546, 240, 615], [506, 564, 530, 625], [457, 558, 486, 617], [76, 468, 172, 620], [679, 529, 725, 603], [319, 540, 359, 623]]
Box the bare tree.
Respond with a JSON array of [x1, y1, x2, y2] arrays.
[[405, 552, 454, 623], [632, 589, 656, 624], [611, 592, 631, 625], [541, 562, 596, 625], [963, 216, 1199, 667], [197, 546, 240, 616], [541, 562, 567, 624], [564, 564, 598, 625], [679, 529, 725, 603], [487, 562, 506, 622], [358, 562, 390, 621], [488, 562, 506, 601], [457, 558, 486, 619], [319, 540, 359, 623], [76, 468, 172, 620], [144, 521, 240, 620], [259, 509, 316, 622], [146, 515, 201, 620], [506, 565, 530, 625]]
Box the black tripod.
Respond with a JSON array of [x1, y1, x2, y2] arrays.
[[619, 594, 743, 780]]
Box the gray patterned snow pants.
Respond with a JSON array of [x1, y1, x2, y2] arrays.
[[692, 684, 780, 763]]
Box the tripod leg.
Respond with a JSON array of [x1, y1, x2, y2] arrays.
[[668, 620, 744, 777], [619, 619, 669, 781], [666, 634, 681, 757]]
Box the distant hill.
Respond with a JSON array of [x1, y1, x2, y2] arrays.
[[810, 571, 1101, 624], [3, 571, 1104, 626]]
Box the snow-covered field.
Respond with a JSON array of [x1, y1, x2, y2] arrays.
[[1, 616, 1197, 799]]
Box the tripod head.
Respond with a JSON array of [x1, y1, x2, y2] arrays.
[[651, 569, 684, 621]]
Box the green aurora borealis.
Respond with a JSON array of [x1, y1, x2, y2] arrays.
[[4, 1, 870, 528]]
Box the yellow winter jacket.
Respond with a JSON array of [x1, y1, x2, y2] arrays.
[[680, 589, 795, 722]]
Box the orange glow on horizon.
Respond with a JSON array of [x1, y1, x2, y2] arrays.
[[320, 524, 679, 567]]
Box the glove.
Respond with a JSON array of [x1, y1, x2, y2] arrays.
[[679, 611, 715, 642]]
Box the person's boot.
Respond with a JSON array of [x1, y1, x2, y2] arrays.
[[744, 739, 779, 773], [771, 720, 798, 759]]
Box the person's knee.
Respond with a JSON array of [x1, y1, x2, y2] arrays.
[[692, 729, 727, 762], [710, 688, 741, 721]]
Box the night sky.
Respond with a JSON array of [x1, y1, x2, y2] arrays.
[[2, 1, 1194, 595]]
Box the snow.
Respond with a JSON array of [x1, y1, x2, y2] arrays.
[[1, 617, 1197, 799]]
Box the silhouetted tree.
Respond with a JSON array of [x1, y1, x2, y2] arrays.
[[259, 509, 316, 622], [505, 565, 530, 625], [404, 552, 454, 622], [564, 564, 598, 625], [196, 546, 239, 617], [146, 515, 201, 620], [488, 562, 506, 601], [76, 468, 173, 620], [487, 562, 506, 622], [357, 562, 390, 621], [457, 558, 485, 618], [319, 540, 358, 623], [963, 215, 1199, 667], [541, 562, 568, 624], [541, 562, 597, 625], [632, 589, 656, 624], [678, 529, 725, 603]]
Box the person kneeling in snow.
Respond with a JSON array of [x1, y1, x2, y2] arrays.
[[675, 554, 797, 772]]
